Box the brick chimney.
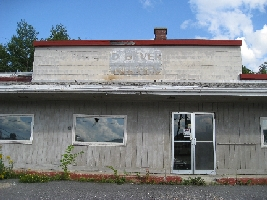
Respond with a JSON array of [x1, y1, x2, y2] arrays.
[[154, 27, 167, 40]]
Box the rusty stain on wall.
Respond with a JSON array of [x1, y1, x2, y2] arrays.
[[103, 75, 122, 81]]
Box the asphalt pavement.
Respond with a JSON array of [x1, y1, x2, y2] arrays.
[[1, 179, 267, 200]]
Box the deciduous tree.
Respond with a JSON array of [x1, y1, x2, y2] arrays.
[[242, 65, 254, 74], [0, 44, 9, 72], [47, 24, 70, 41], [6, 19, 39, 72], [258, 62, 267, 74]]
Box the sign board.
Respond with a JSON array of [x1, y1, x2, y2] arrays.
[[110, 48, 162, 75]]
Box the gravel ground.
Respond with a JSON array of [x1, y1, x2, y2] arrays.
[[1, 179, 267, 200]]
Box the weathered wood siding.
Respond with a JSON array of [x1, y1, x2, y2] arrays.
[[215, 102, 267, 174], [1, 100, 266, 175]]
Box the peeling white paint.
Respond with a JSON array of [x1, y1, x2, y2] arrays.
[[0, 84, 267, 96]]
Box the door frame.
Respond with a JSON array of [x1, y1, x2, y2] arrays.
[[171, 112, 216, 175]]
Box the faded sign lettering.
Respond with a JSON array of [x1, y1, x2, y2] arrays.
[[110, 48, 162, 75]]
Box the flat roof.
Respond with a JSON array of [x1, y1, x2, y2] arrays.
[[33, 39, 242, 47]]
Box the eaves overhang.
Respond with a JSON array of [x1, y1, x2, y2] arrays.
[[0, 84, 267, 96]]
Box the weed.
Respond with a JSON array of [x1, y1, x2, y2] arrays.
[[101, 178, 118, 183], [77, 177, 95, 182], [236, 179, 252, 185], [78, 177, 87, 182], [145, 168, 150, 182], [107, 166, 118, 176], [50, 173, 63, 181], [160, 180, 178, 185], [0, 154, 14, 179], [106, 166, 126, 185], [86, 178, 95, 182], [116, 176, 126, 185], [19, 173, 50, 183], [135, 170, 151, 184], [60, 145, 84, 179], [136, 172, 141, 179], [182, 177, 206, 186], [247, 179, 252, 185], [123, 170, 130, 176]]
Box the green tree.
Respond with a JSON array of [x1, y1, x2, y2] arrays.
[[0, 44, 10, 72], [47, 24, 70, 41], [242, 65, 254, 74], [257, 62, 267, 74], [6, 19, 39, 72]]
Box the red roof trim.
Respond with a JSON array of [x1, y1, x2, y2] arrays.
[[34, 40, 242, 47], [240, 74, 267, 80], [0, 76, 32, 82]]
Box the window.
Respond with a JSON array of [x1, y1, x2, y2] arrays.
[[73, 115, 127, 146], [0, 114, 34, 144], [261, 117, 267, 147]]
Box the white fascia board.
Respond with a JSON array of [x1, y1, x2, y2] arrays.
[[0, 84, 267, 96]]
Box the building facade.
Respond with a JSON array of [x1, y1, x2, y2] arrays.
[[1, 28, 267, 175]]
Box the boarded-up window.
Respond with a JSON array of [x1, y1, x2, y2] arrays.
[[0, 115, 34, 144], [260, 117, 267, 147], [73, 115, 127, 146]]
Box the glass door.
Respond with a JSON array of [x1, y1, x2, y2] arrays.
[[194, 113, 215, 174], [172, 112, 215, 174], [172, 113, 193, 174]]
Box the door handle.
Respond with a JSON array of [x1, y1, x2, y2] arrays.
[[191, 138, 196, 145]]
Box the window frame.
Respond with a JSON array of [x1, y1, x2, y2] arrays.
[[0, 114, 34, 144], [72, 114, 127, 146], [261, 117, 267, 148]]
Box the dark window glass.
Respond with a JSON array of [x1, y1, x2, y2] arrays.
[[0, 115, 33, 140]]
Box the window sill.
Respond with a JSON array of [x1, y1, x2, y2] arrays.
[[0, 140, 32, 144], [73, 141, 126, 146]]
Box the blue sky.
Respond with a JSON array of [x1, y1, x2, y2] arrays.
[[0, 0, 266, 71]]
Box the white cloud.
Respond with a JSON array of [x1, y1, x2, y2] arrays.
[[186, 0, 267, 71], [180, 20, 193, 29], [140, 0, 154, 8], [76, 117, 124, 142], [250, 25, 267, 55], [140, 0, 162, 8], [238, 37, 259, 71]]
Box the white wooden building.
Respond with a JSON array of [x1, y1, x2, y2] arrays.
[[1, 28, 267, 175]]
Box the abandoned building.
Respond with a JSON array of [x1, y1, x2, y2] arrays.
[[1, 28, 267, 175]]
